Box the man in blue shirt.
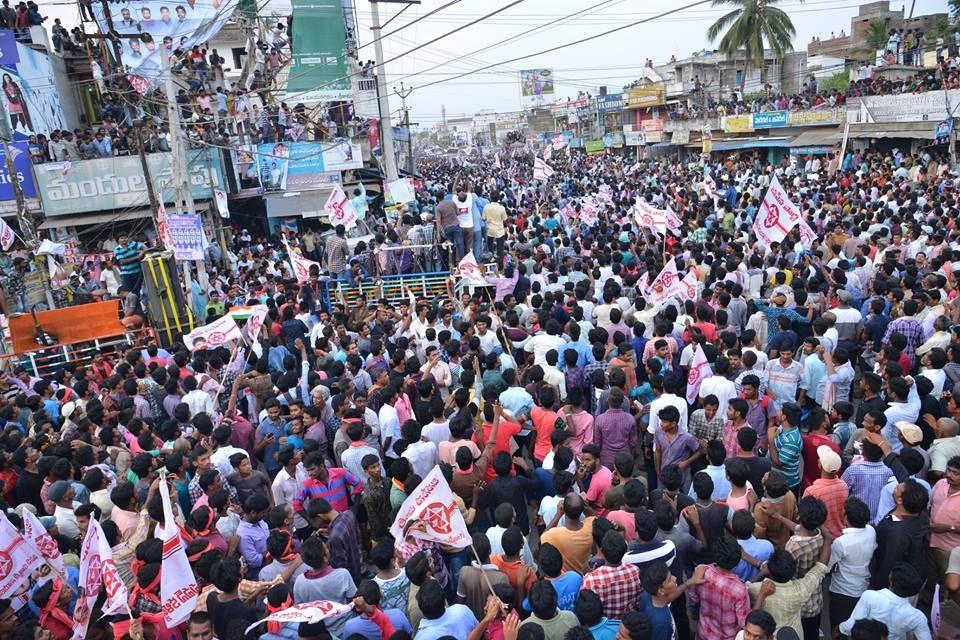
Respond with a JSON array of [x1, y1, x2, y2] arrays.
[[257, 399, 290, 476], [342, 580, 413, 639], [113, 232, 145, 294]]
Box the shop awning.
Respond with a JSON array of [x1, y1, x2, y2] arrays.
[[847, 122, 936, 140], [39, 209, 153, 229], [711, 137, 793, 151], [789, 128, 840, 147]]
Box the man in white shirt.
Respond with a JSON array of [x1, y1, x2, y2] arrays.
[[271, 445, 309, 532], [401, 421, 439, 479], [828, 497, 877, 630], [421, 347, 452, 396], [541, 349, 567, 402], [647, 375, 689, 435], [476, 317, 501, 356], [183, 375, 215, 416], [524, 320, 567, 367], [698, 359, 738, 418], [378, 387, 402, 461], [839, 564, 931, 640]]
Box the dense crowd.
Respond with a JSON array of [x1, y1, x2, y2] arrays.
[[2, 131, 960, 640]]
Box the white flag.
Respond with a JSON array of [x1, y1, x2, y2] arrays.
[[552, 135, 566, 150], [91, 519, 128, 616], [159, 474, 200, 627], [932, 583, 942, 637], [241, 304, 269, 343], [541, 145, 553, 161], [798, 218, 818, 250], [245, 600, 353, 634], [21, 508, 64, 577], [284, 238, 323, 284], [580, 196, 599, 227], [533, 157, 554, 182], [214, 188, 229, 219], [634, 199, 668, 235], [0, 217, 15, 251], [679, 270, 700, 302], [156, 202, 173, 252], [686, 344, 714, 405], [183, 314, 243, 351], [494, 152, 501, 169], [664, 207, 683, 237], [752, 175, 802, 246], [0, 512, 43, 601], [457, 251, 487, 286], [324, 185, 359, 230], [644, 258, 683, 305], [390, 466, 471, 549], [73, 517, 101, 640]]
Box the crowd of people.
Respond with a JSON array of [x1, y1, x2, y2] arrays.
[[2, 130, 960, 640]]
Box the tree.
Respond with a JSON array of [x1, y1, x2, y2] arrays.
[[950, 0, 960, 21], [706, 0, 798, 92], [863, 18, 889, 54]]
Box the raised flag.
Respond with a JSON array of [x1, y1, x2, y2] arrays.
[[686, 344, 713, 404], [155, 202, 173, 252], [752, 175, 802, 246], [457, 251, 487, 286], [679, 270, 700, 301], [580, 197, 599, 227], [284, 239, 323, 284], [0, 512, 43, 600], [494, 152, 501, 169], [0, 217, 15, 251], [541, 145, 553, 161], [798, 218, 818, 250], [533, 158, 554, 182], [390, 466, 471, 549], [183, 314, 243, 351], [159, 474, 200, 627], [73, 517, 101, 639], [21, 508, 64, 577], [551, 135, 566, 150], [324, 185, 359, 231], [240, 304, 269, 343], [644, 258, 682, 305], [664, 207, 683, 237], [634, 199, 668, 235], [245, 600, 353, 634]]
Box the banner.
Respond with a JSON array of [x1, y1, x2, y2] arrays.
[[155, 202, 173, 252], [624, 130, 645, 146], [389, 467, 471, 549], [0, 30, 18, 64], [751, 110, 788, 128], [0, 216, 14, 251], [457, 251, 486, 286], [635, 199, 667, 235], [0, 42, 68, 138], [324, 185, 359, 230], [168, 213, 205, 261], [723, 115, 753, 133], [288, 0, 351, 102], [183, 314, 243, 351], [0, 512, 42, 600], [245, 601, 353, 634], [627, 86, 665, 108], [285, 239, 322, 283], [73, 518, 100, 639], [256, 141, 359, 193], [90, 0, 238, 81], [679, 270, 699, 301], [664, 207, 683, 236], [533, 158, 554, 181], [241, 304, 269, 343], [214, 188, 229, 219], [541, 144, 553, 161], [0, 142, 36, 201], [520, 69, 554, 97], [752, 176, 802, 246], [798, 218, 817, 250], [686, 344, 713, 404], [644, 258, 682, 305], [387, 178, 414, 204], [21, 508, 64, 577], [159, 476, 199, 627], [580, 197, 599, 227], [585, 140, 605, 155]]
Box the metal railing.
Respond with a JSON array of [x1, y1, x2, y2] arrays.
[[322, 271, 451, 309], [0, 327, 157, 378]]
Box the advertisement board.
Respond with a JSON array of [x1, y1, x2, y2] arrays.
[[624, 130, 645, 146], [722, 115, 753, 133], [787, 107, 845, 127], [597, 93, 625, 113], [0, 37, 68, 138], [520, 69, 554, 97], [641, 119, 664, 132], [90, 0, 238, 81], [256, 140, 359, 192], [627, 86, 665, 108], [168, 213, 205, 260], [288, 0, 351, 102], [35, 149, 223, 216], [752, 110, 788, 128]]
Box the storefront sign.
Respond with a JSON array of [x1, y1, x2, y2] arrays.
[[645, 131, 663, 143], [597, 93, 626, 113], [787, 107, 845, 127], [722, 115, 753, 133], [848, 92, 955, 123], [0, 141, 36, 200], [624, 130, 645, 146], [167, 213, 205, 261], [36, 149, 223, 217], [751, 110, 788, 128], [641, 119, 664, 132], [585, 139, 605, 154], [627, 86, 665, 108], [671, 129, 690, 145]]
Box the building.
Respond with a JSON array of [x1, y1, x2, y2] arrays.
[[808, 1, 948, 60]]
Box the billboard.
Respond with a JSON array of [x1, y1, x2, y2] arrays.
[[627, 86, 665, 108], [255, 140, 358, 192], [520, 69, 554, 98], [35, 149, 224, 216], [288, 0, 351, 102], [0, 36, 68, 138], [597, 93, 625, 113], [0, 142, 36, 200], [751, 110, 788, 128], [90, 0, 239, 81]]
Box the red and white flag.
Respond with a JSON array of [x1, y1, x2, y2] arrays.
[[183, 314, 243, 351], [798, 218, 818, 250], [580, 197, 599, 227], [679, 270, 700, 301], [752, 176, 802, 246], [21, 508, 64, 577], [457, 251, 486, 286], [541, 145, 553, 161], [0, 512, 43, 601], [245, 600, 353, 634], [324, 186, 359, 231], [159, 474, 200, 627], [390, 467, 471, 549], [634, 199, 668, 235], [664, 207, 683, 237], [494, 152, 501, 169], [73, 516, 100, 639], [0, 217, 15, 251], [533, 158, 554, 182], [644, 258, 683, 305], [552, 135, 566, 150], [686, 344, 713, 404], [284, 239, 323, 284]]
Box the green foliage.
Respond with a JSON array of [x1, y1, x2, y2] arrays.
[[707, 0, 798, 88], [818, 71, 850, 92], [863, 18, 889, 53]]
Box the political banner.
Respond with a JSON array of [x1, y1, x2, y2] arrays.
[[634, 199, 667, 235], [580, 197, 599, 227], [21, 508, 64, 577], [0, 512, 42, 600], [664, 207, 683, 237], [679, 270, 700, 301], [324, 185, 359, 230], [159, 474, 199, 627], [644, 258, 682, 305], [520, 69, 554, 97], [686, 344, 713, 404], [155, 202, 173, 251], [284, 238, 322, 283], [246, 600, 353, 634], [1, 42, 68, 138], [541, 144, 553, 161], [183, 314, 243, 350], [798, 218, 818, 250], [72, 518, 100, 639], [387, 178, 414, 204], [288, 0, 351, 102], [168, 213, 205, 261], [257, 141, 358, 192], [0, 216, 15, 251], [753, 176, 802, 246], [457, 251, 486, 286], [241, 304, 269, 343], [533, 158, 554, 182], [214, 188, 229, 219], [390, 467, 471, 549]]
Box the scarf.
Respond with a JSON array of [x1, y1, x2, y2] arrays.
[[39, 579, 74, 640], [188, 540, 214, 562], [266, 595, 293, 633], [277, 536, 297, 563], [195, 508, 215, 537], [129, 571, 162, 609]]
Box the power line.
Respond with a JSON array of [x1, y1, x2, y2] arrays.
[[355, 0, 463, 52]]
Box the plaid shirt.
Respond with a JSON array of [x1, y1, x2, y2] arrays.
[[396, 537, 450, 588], [325, 510, 362, 583], [689, 408, 724, 441], [581, 563, 641, 620], [689, 227, 707, 245], [784, 532, 824, 618], [841, 461, 893, 523], [882, 316, 924, 360], [804, 478, 849, 538], [688, 565, 750, 640]]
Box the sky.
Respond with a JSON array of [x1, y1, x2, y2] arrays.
[[41, 0, 951, 128]]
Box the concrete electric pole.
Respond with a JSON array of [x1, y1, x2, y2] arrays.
[[370, 0, 399, 182]]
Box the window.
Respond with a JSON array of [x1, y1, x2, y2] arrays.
[[231, 47, 245, 70], [735, 70, 743, 86]]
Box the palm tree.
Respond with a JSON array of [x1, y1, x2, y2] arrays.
[[706, 0, 798, 93], [862, 18, 889, 55]]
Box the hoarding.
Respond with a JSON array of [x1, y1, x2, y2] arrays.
[[255, 140, 357, 192], [723, 114, 753, 133], [751, 110, 788, 128], [288, 0, 351, 102], [520, 69, 554, 97], [627, 86, 665, 108], [597, 93, 625, 113], [0, 37, 68, 138]]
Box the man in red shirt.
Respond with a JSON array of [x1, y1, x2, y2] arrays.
[[801, 407, 841, 490], [473, 402, 523, 482]]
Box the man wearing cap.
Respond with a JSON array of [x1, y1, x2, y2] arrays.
[[50, 480, 79, 540], [753, 292, 814, 342], [804, 445, 848, 538], [342, 579, 413, 639]]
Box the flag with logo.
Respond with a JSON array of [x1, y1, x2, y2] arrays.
[[664, 207, 683, 237], [679, 270, 700, 301], [634, 199, 668, 235], [541, 145, 553, 161], [552, 135, 566, 150], [159, 474, 200, 627], [0, 215, 16, 251], [580, 197, 599, 227], [73, 517, 101, 639], [0, 512, 42, 600], [283, 238, 322, 284], [798, 218, 818, 250], [533, 158, 554, 182], [240, 304, 269, 343], [643, 258, 683, 305], [752, 176, 802, 246], [183, 314, 243, 351], [214, 188, 229, 219], [390, 466, 471, 548], [324, 185, 359, 231], [21, 508, 64, 577], [92, 518, 128, 616], [245, 600, 353, 634], [457, 251, 486, 286], [686, 344, 713, 404]]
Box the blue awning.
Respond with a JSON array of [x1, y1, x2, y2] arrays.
[[711, 137, 793, 151]]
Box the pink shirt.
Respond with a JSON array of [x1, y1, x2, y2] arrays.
[[565, 410, 595, 456], [930, 479, 960, 551], [585, 465, 613, 508]]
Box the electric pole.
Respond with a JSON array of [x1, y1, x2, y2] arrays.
[[370, 0, 399, 182], [393, 81, 414, 174]]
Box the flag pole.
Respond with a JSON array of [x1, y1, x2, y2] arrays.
[[467, 543, 499, 598]]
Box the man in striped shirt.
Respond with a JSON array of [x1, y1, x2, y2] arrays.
[[293, 452, 362, 520], [771, 403, 804, 491], [113, 233, 145, 294]]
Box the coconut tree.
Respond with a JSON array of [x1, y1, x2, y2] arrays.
[[706, 0, 798, 93]]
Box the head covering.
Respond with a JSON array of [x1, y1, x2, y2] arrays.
[[48, 480, 70, 504], [896, 421, 923, 446], [61, 401, 77, 420], [817, 446, 841, 474]]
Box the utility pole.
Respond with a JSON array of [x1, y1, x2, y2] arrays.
[[370, 0, 399, 182], [393, 81, 414, 174], [133, 124, 162, 225]]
